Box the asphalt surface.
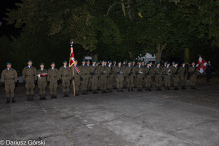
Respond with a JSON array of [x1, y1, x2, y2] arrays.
[[0, 83, 219, 146]]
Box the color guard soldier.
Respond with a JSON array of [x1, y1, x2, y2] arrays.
[[162, 62, 171, 90], [171, 62, 180, 90], [135, 61, 144, 91], [112, 60, 117, 89], [144, 62, 152, 91], [153, 62, 162, 90], [107, 61, 113, 92], [72, 60, 80, 96], [179, 62, 187, 89], [79, 60, 88, 94], [37, 63, 48, 100], [116, 61, 125, 92]]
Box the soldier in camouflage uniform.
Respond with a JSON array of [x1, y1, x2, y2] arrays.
[[162, 62, 171, 90], [153, 62, 163, 90], [188, 61, 198, 89], [144, 62, 152, 91], [122, 61, 127, 89], [78, 60, 88, 94], [171, 62, 180, 90], [135, 61, 144, 91], [22, 60, 37, 101], [37, 63, 48, 100], [179, 62, 187, 90], [149, 61, 154, 88], [170, 61, 175, 87], [107, 61, 113, 92], [100, 60, 110, 93], [59, 61, 72, 97], [162, 61, 167, 87], [112, 60, 117, 89], [47, 62, 59, 98], [90, 60, 99, 94], [72, 60, 80, 96], [1, 62, 18, 103], [132, 61, 136, 88], [86, 60, 92, 91], [125, 61, 133, 92], [116, 61, 125, 92], [96, 61, 101, 91]]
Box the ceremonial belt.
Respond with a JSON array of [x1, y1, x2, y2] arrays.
[[5, 78, 15, 80]]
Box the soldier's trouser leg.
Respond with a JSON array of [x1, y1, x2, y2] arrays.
[[50, 82, 58, 95], [82, 77, 88, 92], [5, 81, 15, 98], [174, 76, 179, 87], [92, 75, 98, 90], [108, 76, 113, 89], [137, 76, 143, 89], [158, 76, 162, 87], [180, 75, 186, 86], [190, 75, 197, 86], [38, 81, 47, 95], [62, 78, 70, 93], [126, 77, 130, 88], [26, 80, 35, 95], [119, 77, 124, 89], [113, 75, 117, 87], [155, 76, 159, 87]]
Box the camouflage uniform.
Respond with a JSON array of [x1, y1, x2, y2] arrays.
[[144, 64, 153, 91], [37, 68, 48, 99], [86, 63, 92, 91], [1, 67, 17, 103], [48, 67, 59, 98], [162, 65, 171, 90], [112, 63, 117, 89], [124, 64, 132, 91], [100, 64, 110, 93], [153, 64, 163, 90], [107, 64, 113, 92], [170, 62, 175, 87], [135, 65, 144, 91], [22, 65, 37, 100], [116, 65, 125, 91], [78, 64, 88, 94], [90, 62, 100, 93], [59, 66, 72, 96], [178, 64, 187, 89], [170, 65, 180, 90], [188, 65, 198, 89]]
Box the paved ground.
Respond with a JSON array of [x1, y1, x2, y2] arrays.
[[0, 83, 219, 146]]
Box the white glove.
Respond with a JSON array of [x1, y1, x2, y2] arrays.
[[196, 64, 199, 67]]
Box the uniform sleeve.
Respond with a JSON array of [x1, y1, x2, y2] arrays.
[[47, 70, 50, 81], [14, 70, 18, 82], [1, 70, 5, 82], [22, 68, 26, 81], [69, 67, 73, 79]]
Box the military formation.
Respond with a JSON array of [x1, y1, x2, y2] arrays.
[[1, 59, 201, 103]]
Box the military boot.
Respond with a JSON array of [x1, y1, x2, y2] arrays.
[[165, 87, 168, 90], [84, 91, 88, 95], [54, 95, 57, 98], [128, 88, 130, 92], [93, 90, 96, 94], [51, 94, 54, 99], [145, 87, 148, 91], [12, 97, 16, 103], [117, 89, 120, 92], [27, 95, 30, 101], [66, 93, 70, 97], [168, 86, 170, 90], [6, 98, 10, 104], [120, 89, 124, 92], [39, 95, 43, 100], [43, 95, 47, 100], [131, 87, 134, 91], [31, 95, 34, 101], [176, 87, 179, 90], [148, 88, 152, 91]]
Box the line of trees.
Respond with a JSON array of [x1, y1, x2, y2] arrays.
[[1, 0, 219, 75]]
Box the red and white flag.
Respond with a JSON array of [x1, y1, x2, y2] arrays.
[[69, 46, 74, 67], [197, 56, 207, 74]]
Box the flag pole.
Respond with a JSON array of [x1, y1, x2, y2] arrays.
[[70, 41, 76, 96]]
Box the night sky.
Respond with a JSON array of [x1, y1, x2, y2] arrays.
[[0, 0, 22, 37]]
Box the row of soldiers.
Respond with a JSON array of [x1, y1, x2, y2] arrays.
[[1, 59, 199, 103]]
